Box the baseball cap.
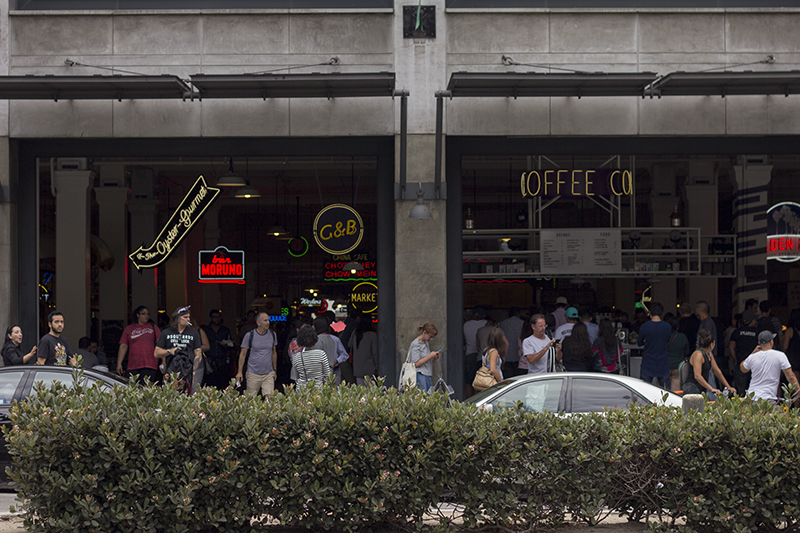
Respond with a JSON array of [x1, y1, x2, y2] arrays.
[[556, 296, 568, 305], [742, 310, 757, 325], [565, 307, 579, 319], [758, 330, 777, 345]]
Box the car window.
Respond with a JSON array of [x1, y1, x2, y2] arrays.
[[29, 371, 87, 396], [0, 371, 26, 405], [489, 378, 564, 413], [570, 378, 644, 413]]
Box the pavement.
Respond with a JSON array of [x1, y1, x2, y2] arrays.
[[0, 494, 659, 532]]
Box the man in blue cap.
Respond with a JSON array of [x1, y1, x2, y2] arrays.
[[554, 307, 579, 342]]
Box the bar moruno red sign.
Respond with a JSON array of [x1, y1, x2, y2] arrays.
[[129, 176, 221, 270], [767, 202, 800, 263], [198, 246, 245, 284], [521, 169, 633, 198], [313, 204, 364, 255]]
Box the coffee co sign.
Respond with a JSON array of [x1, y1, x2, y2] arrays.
[[313, 204, 364, 255], [130, 176, 221, 269]]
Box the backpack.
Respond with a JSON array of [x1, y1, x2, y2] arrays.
[[166, 347, 194, 393]]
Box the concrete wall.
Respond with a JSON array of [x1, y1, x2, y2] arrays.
[[445, 10, 800, 136], [7, 11, 395, 137]]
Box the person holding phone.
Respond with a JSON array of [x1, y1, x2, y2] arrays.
[[408, 323, 440, 392]]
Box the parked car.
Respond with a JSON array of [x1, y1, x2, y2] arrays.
[[465, 372, 682, 413], [0, 365, 128, 489]]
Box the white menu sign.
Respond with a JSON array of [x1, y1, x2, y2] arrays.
[[540, 229, 621, 274]]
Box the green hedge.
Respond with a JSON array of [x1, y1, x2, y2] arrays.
[[5, 374, 800, 533]]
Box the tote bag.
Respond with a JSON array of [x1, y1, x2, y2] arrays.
[[399, 347, 417, 392]]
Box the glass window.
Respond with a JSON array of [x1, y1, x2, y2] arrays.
[[29, 370, 87, 396], [0, 372, 25, 405], [570, 378, 644, 413], [489, 378, 564, 413]]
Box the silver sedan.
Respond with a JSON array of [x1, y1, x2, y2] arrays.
[[465, 372, 682, 413]]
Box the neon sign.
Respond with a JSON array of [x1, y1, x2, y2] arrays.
[[350, 281, 378, 313], [324, 261, 377, 280], [313, 204, 364, 255], [198, 246, 245, 284], [767, 202, 800, 263], [130, 176, 221, 270], [520, 169, 633, 198]]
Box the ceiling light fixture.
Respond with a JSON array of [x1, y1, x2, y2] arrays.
[[217, 157, 246, 187]]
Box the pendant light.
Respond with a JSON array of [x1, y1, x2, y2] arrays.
[[267, 174, 288, 236], [217, 157, 246, 187]]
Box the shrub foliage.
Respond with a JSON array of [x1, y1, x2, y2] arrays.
[[5, 373, 800, 532]]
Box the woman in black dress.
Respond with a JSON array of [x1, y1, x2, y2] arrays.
[[561, 322, 594, 372]]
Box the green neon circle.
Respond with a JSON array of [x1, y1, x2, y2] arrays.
[[288, 236, 309, 258]]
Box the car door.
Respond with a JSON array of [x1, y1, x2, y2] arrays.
[[567, 377, 647, 413], [484, 377, 566, 413], [0, 369, 33, 486]]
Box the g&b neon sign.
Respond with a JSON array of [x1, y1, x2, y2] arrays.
[[313, 204, 364, 255]]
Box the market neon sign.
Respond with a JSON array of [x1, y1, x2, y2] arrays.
[[129, 176, 221, 270], [198, 246, 245, 284], [767, 202, 800, 263]]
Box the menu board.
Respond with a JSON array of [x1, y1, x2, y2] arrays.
[[540, 229, 621, 274]]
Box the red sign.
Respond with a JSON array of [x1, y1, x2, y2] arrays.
[[198, 246, 245, 284], [324, 261, 377, 280]]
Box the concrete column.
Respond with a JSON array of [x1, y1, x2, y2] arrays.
[[0, 138, 15, 332], [732, 162, 772, 311], [94, 165, 129, 327], [128, 167, 157, 316], [685, 161, 718, 315], [52, 169, 93, 339], [393, 0, 449, 381]]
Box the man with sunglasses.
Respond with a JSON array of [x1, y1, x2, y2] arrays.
[[155, 305, 203, 394]]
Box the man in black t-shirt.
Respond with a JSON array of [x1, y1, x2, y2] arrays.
[[155, 306, 203, 394], [729, 310, 759, 396], [37, 310, 76, 366]]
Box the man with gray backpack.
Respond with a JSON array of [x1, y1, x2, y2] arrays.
[[235, 312, 278, 397]]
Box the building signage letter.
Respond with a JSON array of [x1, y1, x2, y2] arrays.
[[312, 204, 365, 255], [766, 201, 800, 263]]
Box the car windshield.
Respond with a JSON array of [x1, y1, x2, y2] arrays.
[[464, 379, 515, 404]]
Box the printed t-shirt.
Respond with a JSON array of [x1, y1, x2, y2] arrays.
[[120, 323, 161, 370], [156, 327, 202, 354], [243, 329, 277, 375], [38, 334, 72, 366]]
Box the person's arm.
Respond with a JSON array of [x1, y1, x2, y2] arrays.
[[526, 339, 555, 365], [782, 327, 793, 352], [117, 343, 129, 374], [272, 346, 278, 375], [782, 367, 799, 406], [709, 357, 734, 393], [154, 345, 173, 359], [487, 349, 502, 382], [334, 337, 349, 365], [691, 351, 718, 394], [320, 351, 331, 379], [199, 328, 210, 353], [414, 350, 439, 368], [193, 347, 203, 372], [35, 340, 46, 365], [236, 347, 247, 380], [728, 339, 737, 364]]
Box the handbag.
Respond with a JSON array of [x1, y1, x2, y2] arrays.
[[472, 350, 497, 391], [399, 347, 417, 392]]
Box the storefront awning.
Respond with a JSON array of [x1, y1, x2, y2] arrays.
[[646, 70, 800, 97], [446, 72, 659, 98], [189, 72, 397, 99], [0, 75, 192, 100]]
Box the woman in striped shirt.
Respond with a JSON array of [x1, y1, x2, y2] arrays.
[[291, 325, 330, 388]]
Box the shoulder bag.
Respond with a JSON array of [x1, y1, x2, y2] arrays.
[[399, 344, 418, 392], [472, 350, 497, 391]]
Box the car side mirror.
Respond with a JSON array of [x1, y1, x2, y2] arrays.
[[481, 403, 494, 413]]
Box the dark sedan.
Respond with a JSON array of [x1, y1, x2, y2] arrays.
[[0, 365, 128, 489]]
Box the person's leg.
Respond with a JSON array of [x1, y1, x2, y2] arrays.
[[669, 369, 680, 391], [416, 373, 432, 392], [191, 360, 204, 395], [333, 367, 342, 387], [245, 371, 264, 397], [658, 375, 670, 389], [640, 369, 654, 385], [356, 376, 367, 387], [261, 371, 276, 397]]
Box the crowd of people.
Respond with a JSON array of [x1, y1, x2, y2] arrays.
[[3, 294, 799, 406], [463, 296, 800, 405]]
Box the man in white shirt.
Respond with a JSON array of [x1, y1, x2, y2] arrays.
[[523, 314, 562, 374], [741, 330, 799, 404], [554, 307, 579, 342]]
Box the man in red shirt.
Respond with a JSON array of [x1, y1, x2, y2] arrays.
[[117, 306, 161, 385]]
